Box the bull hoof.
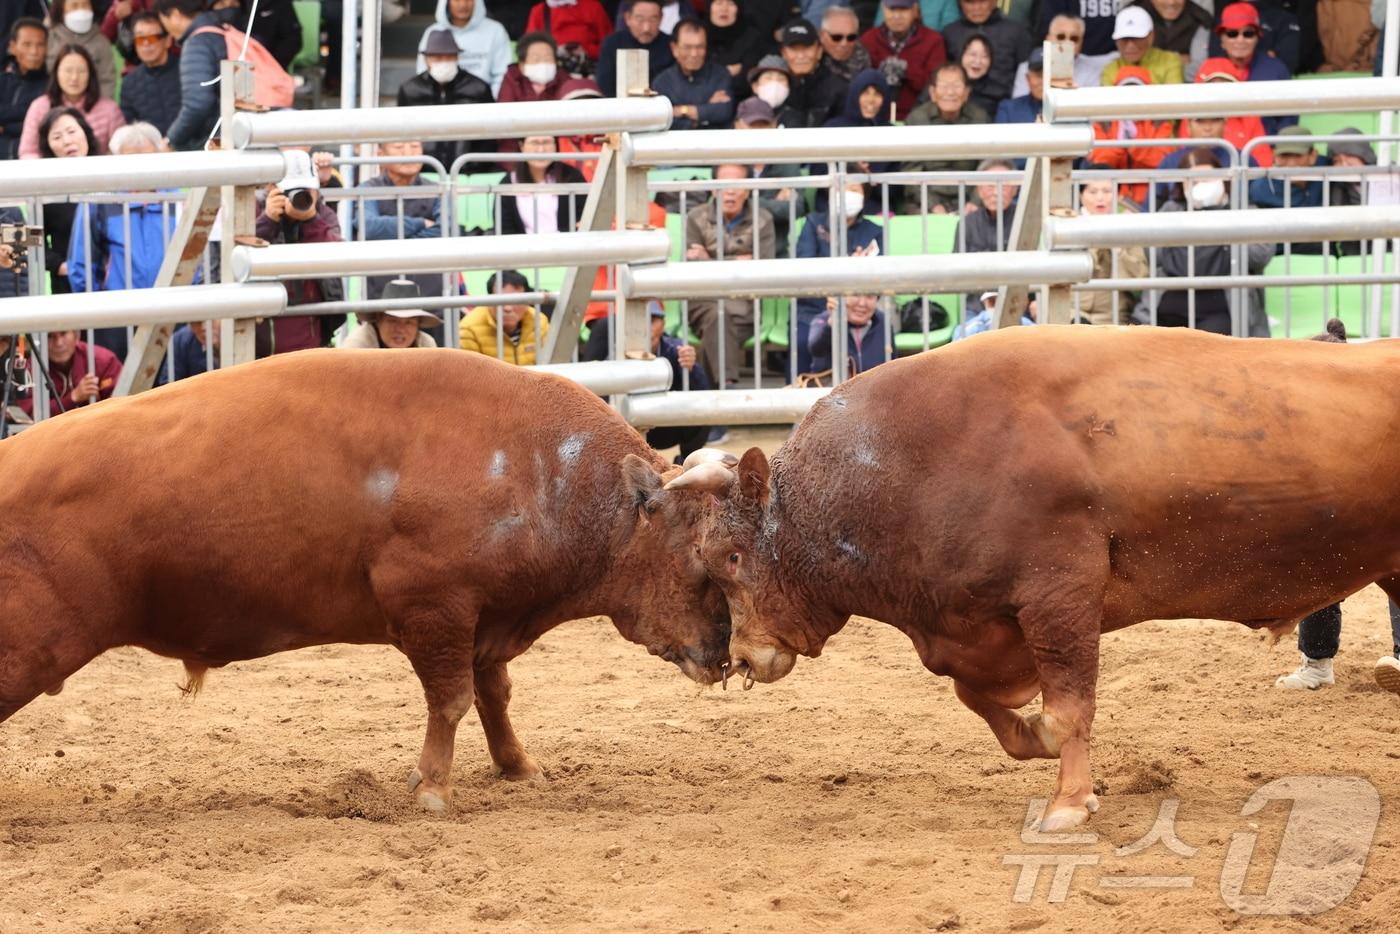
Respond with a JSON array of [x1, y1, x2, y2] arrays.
[[1039, 794, 1098, 833], [416, 787, 450, 813], [492, 755, 545, 782], [44, 680, 65, 696]]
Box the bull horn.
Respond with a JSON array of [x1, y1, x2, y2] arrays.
[[681, 448, 740, 472], [663, 460, 736, 495]]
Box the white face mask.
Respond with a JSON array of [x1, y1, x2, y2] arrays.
[[64, 9, 94, 33], [1188, 178, 1226, 209], [522, 62, 557, 85], [428, 61, 459, 84], [755, 81, 789, 109], [841, 190, 864, 218]]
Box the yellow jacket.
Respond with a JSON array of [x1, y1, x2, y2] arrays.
[[459, 305, 550, 366]]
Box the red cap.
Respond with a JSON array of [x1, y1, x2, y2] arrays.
[[1217, 3, 1260, 31]]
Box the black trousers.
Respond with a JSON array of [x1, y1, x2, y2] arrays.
[[1298, 600, 1400, 659]]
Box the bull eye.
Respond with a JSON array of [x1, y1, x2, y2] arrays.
[[728, 552, 741, 569]]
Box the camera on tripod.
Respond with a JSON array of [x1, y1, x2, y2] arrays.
[[0, 224, 42, 274]]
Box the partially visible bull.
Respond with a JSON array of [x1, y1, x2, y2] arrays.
[[0, 350, 729, 811], [670, 326, 1400, 832]]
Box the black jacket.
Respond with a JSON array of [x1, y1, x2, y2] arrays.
[[0, 64, 46, 161], [0, 206, 27, 299], [778, 62, 847, 129], [396, 69, 496, 172], [119, 59, 182, 135], [246, 0, 303, 70], [498, 162, 587, 236]]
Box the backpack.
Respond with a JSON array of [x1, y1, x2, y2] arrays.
[[191, 24, 295, 109]]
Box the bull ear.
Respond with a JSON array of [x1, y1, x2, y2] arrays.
[[621, 453, 663, 509], [736, 446, 770, 508]]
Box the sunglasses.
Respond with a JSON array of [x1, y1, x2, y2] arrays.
[[134, 34, 167, 45], [824, 32, 859, 42], [1221, 28, 1259, 39], [1051, 32, 1083, 41]]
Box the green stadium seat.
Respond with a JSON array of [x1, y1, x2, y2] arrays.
[[1293, 71, 1372, 81], [1262, 252, 1337, 338], [1298, 110, 1380, 139], [455, 172, 502, 232], [290, 0, 324, 108], [1333, 253, 1397, 337]]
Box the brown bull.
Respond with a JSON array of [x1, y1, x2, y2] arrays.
[[0, 350, 729, 810], [670, 326, 1400, 832]]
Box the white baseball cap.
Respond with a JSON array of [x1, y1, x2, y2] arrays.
[[1112, 6, 1153, 40]]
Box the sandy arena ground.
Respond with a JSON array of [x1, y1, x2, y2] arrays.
[[3, 429, 1399, 933]]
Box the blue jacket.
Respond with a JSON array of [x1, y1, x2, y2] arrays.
[[1154, 146, 1261, 209], [67, 197, 180, 294], [1248, 155, 1330, 209], [995, 93, 1042, 125], [795, 214, 883, 323], [659, 332, 712, 390], [166, 12, 228, 151], [596, 30, 675, 97], [155, 324, 218, 385], [808, 309, 889, 374], [652, 60, 735, 129]]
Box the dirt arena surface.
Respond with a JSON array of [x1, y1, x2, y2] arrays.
[[4, 428, 1398, 933]]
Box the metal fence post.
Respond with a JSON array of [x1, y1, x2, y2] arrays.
[[614, 49, 655, 363], [219, 60, 259, 367]]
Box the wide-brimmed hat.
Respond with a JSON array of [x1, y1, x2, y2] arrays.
[[377, 279, 443, 325]]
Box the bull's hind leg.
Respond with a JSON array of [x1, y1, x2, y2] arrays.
[[394, 604, 478, 813], [953, 680, 1056, 760], [474, 661, 543, 781]]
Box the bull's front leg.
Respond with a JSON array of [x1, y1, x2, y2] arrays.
[[474, 661, 544, 781], [953, 680, 1057, 760], [398, 608, 478, 813]]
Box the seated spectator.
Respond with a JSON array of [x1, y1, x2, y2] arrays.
[[1085, 67, 1176, 208], [747, 54, 792, 113], [342, 280, 443, 349], [398, 29, 496, 167], [653, 18, 735, 129], [1101, 6, 1183, 86], [118, 12, 180, 135], [525, 0, 612, 63], [822, 67, 892, 134], [1, 17, 49, 160], [1188, 59, 1273, 161], [793, 178, 881, 375], [497, 32, 568, 103], [706, 0, 770, 96], [685, 163, 776, 386], [1146, 146, 1274, 336], [17, 329, 121, 418], [1012, 14, 1103, 96], [1131, 0, 1210, 81], [954, 158, 1018, 311], [254, 150, 346, 356], [1213, 2, 1294, 133], [19, 43, 123, 157], [1076, 179, 1148, 325], [776, 18, 847, 127], [1208, 0, 1302, 76], [459, 269, 550, 365], [994, 45, 1042, 124], [903, 61, 989, 213], [416, 0, 510, 96], [943, 0, 1032, 107], [67, 122, 174, 359], [807, 290, 890, 377], [157, 320, 219, 383], [46, 0, 116, 98], [154, 0, 227, 151], [1248, 126, 1325, 209], [1039, 0, 1116, 70], [820, 5, 872, 82], [35, 106, 95, 295], [734, 97, 804, 255], [597, 0, 674, 96], [499, 135, 587, 235], [1154, 111, 1268, 207], [860, 0, 945, 119], [956, 33, 1001, 116], [1327, 127, 1380, 209], [556, 77, 607, 179], [953, 289, 1033, 339]]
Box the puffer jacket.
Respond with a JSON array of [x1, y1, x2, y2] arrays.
[[165, 12, 227, 151], [458, 305, 550, 365], [396, 68, 496, 169]]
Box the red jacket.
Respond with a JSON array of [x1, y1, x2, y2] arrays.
[[859, 24, 946, 120], [526, 0, 614, 60], [1089, 119, 1178, 205], [19, 341, 122, 419]]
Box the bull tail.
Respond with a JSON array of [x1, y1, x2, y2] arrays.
[[178, 662, 209, 699]]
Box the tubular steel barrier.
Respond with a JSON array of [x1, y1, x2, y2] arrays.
[[1045, 77, 1400, 123], [0, 284, 288, 332], [0, 151, 292, 199]]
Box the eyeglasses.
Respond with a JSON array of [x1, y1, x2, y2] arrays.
[[1221, 28, 1258, 39], [1051, 32, 1082, 42], [824, 32, 859, 42], [133, 34, 166, 45]]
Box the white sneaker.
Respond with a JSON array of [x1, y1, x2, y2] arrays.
[[1374, 656, 1400, 696], [1275, 655, 1334, 690]]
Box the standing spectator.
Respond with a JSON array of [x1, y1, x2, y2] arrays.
[[860, 0, 945, 119], [416, 0, 511, 96], [1215, 0, 1295, 134], [46, 0, 116, 99], [808, 291, 889, 376], [685, 163, 776, 387], [498, 135, 587, 235], [1085, 67, 1177, 207], [777, 18, 847, 127], [35, 107, 95, 294], [1039, 0, 1116, 67], [1075, 179, 1148, 325], [734, 97, 804, 255], [497, 32, 569, 103], [956, 32, 1001, 114], [101, 0, 154, 68], [993, 44, 1042, 124], [16, 329, 121, 419], [1132, 0, 1211, 80], [67, 122, 175, 359], [398, 29, 496, 168], [707, 0, 771, 95], [954, 157, 1018, 314], [943, 0, 1032, 107], [793, 178, 881, 375], [154, 0, 226, 152], [903, 62, 988, 213], [212, 0, 301, 70], [525, 0, 613, 62], [254, 151, 346, 355], [19, 44, 123, 158], [118, 12, 180, 135], [653, 19, 735, 129], [1248, 126, 1326, 209], [1, 17, 48, 160], [596, 0, 674, 96], [342, 280, 443, 349], [459, 269, 551, 365], [1210, 0, 1302, 75], [1101, 6, 1184, 86], [1013, 15, 1104, 96], [820, 5, 873, 82]]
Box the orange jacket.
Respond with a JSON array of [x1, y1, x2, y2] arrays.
[[1090, 119, 1178, 205]]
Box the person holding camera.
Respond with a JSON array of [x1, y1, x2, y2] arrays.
[[254, 150, 345, 356], [0, 206, 29, 299]]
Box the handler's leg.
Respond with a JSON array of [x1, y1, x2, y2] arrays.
[[1276, 603, 1339, 690], [474, 661, 543, 781], [1374, 577, 1400, 695], [953, 680, 1057, 760]]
